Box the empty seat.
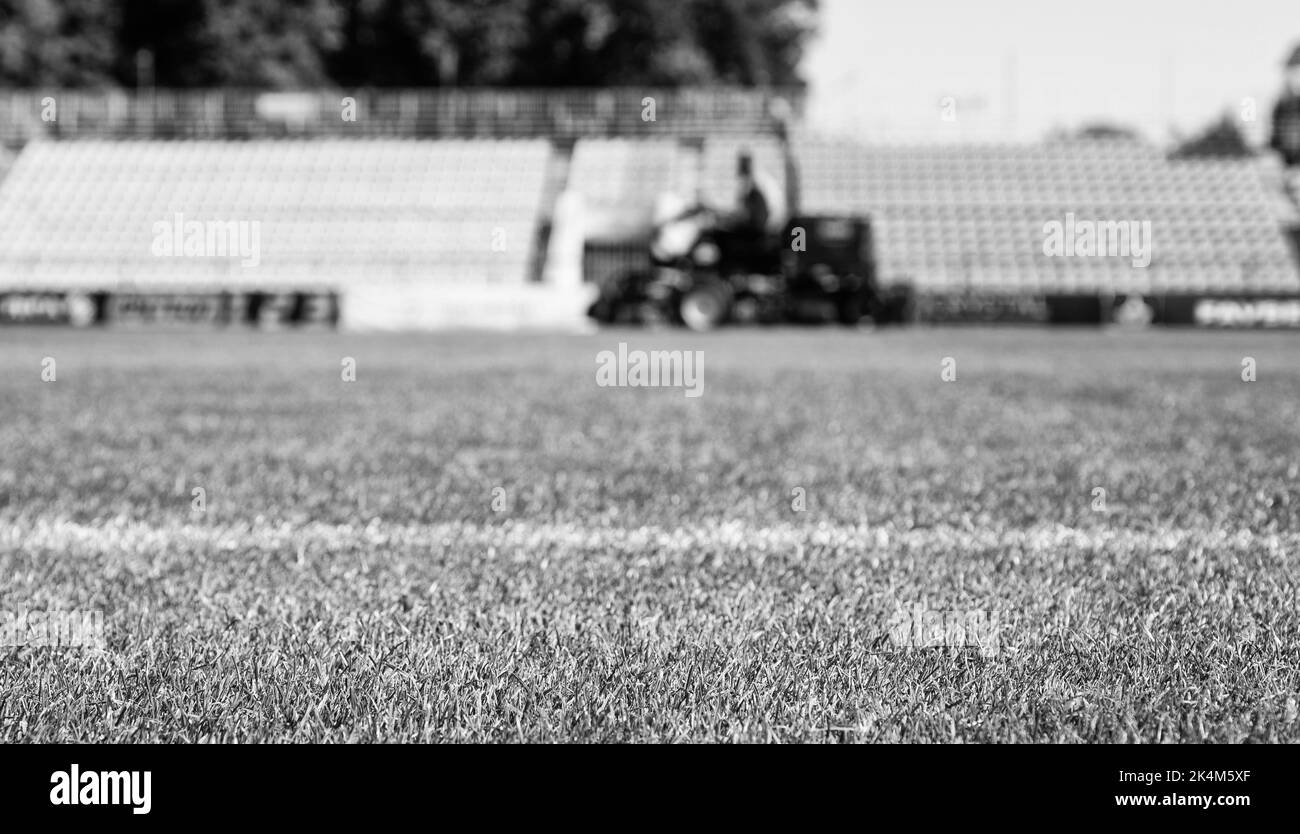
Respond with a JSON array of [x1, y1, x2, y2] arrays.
[[0, 139, 553, 291]]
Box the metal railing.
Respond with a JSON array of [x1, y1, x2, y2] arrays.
[[0, 88, 803, 145]]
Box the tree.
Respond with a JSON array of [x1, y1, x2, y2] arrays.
[[118, 0, 342, 87], [0, 0, 120, 87], [2, 0, 819, 89], [505, 0, 816, 87], [1071, 123, 1143, 142], [1171, 113, 1254, 160]]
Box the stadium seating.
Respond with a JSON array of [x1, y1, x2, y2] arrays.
[[701, 137, 1300, 294], [0, 139, 552, 291], [566, 138, 698, 242], [2, 132, 1296, 327]]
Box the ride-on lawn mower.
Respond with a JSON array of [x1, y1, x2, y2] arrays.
[[587, 205, 915, 330]]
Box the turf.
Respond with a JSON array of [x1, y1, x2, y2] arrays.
[[1, 326, 1298, 742]]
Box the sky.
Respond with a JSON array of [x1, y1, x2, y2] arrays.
[[800, 0, 1299, 144]]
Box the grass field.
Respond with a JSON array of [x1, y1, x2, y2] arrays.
[[2, 326, 1299, 742]]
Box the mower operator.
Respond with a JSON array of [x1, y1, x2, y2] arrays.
[[724, 151, 783, 234], [712, 150, 785, 270]]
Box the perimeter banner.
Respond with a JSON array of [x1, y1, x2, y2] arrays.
[[0, 291, 339, 328]]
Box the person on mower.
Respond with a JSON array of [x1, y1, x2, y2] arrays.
[[713, 151, 784, 271], [1272, 44, 1300, 207]]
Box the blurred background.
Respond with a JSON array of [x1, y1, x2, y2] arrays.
[[0, 0, 1298, 330]]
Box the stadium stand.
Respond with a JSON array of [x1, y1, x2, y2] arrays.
[[567, 139, 698, 241], [0, 139, 558, 301], [2, 83, 1298, 329], [701, 136, 1299, 296], [0, 137, 603, 328], [560, 138, 701, 287]]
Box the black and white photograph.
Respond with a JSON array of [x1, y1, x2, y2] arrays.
[[0, 0, 1297, 814]]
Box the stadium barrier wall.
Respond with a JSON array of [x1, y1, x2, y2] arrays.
[[339, 283, 597, 331], [913, 291, 1300, 327], [7, 288, 1300, 329], [1126, 293, 1300, 327], [0, 290, 339, 328]]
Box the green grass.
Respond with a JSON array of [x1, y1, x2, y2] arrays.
[[1, 326, 1299, 742]]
